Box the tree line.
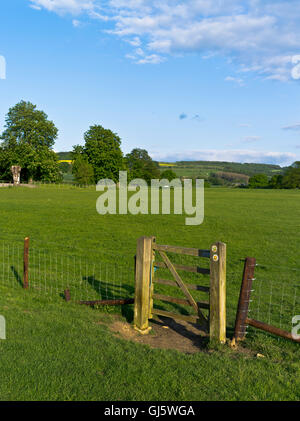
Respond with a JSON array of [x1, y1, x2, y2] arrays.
[[1, 101, 299, 188], [0, 101, 168, 184], [247, 166, 300, 189]]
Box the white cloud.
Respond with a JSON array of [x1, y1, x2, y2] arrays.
[[282, 123, 300, 131], [28, 1, 300, 77], [150, 149, 296, 166], [192, 114, 203, 122], [29, 0, 95, 15], [242, 136, 261, 143], [124, 45, 164, 64], [0, 55, 6, 80], [136, 54, 165, 64], [30, 4, 42, 9], [291, 55, 300, 80], [72, 19, 82, 27], [126, 36, 141, 47], [225, 76, 244, 86]]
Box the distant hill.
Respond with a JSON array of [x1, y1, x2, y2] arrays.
[[57, 152, 285, 179], [159, 160, 284, 178], [57, 152, 72, 160]]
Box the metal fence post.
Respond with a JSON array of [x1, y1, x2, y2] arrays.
[[231, 257, 256, 345], [23, 237, 29, 289]]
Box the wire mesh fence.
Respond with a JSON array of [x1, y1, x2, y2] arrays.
[[246, 262, 300, 341], [1, 237, 300, 343], [0, 240, 135, 303]]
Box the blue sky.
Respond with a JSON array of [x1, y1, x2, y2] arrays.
[[1, 0, 300, 165]]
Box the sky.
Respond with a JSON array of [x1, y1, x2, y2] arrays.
[[1, 1, 300, 166]]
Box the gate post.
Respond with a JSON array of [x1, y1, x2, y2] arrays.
[[209, 242, 226, 344], [148, 236, 156, 320], [133, 236, 153, 334]]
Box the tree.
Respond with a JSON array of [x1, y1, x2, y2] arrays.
[[72, 156, 94, 185], [208, 173, 225, 186], [0, 101, 61, 182], [248, 173, 269, 188], [269, 174, 284, 189], [59, 161, 72, 175], [160, 169, 177, 181], [79, 125, 124, 183], [282, 162, 300, 189], [125, 148, 160, 184]]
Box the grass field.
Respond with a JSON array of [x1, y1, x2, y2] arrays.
[[0, 185, 299, 400]]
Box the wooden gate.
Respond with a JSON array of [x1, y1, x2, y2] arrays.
[[133, 236, 226, 344]]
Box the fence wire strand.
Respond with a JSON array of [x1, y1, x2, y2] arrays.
[[0, 241, 135, 304], [247, 262, 300, 341]]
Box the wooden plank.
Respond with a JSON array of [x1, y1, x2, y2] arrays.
[[159, 251, 198, 311], [158, 251, 207, 325], [154, 278, 210, 293], [151, 308, 201, 324], [23, 237, 29, 289], [154, 261, 210, 275], [153, 293, 210, 309], [246, 318, 300, 343], [209, 242, 226, 344], [153, 243, 210, 258], [133, 237, 154, 334], [153, 293, 192, 307]]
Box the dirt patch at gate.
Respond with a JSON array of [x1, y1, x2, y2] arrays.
[[108, 316, 210, 354], [95, 314, 256, 356]]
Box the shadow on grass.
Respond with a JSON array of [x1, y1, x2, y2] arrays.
[[121, 304, 134, 323], [80, 275, 135, 322], [10, 266, 23, 288], [80, 274, 229, 350], [226, 326, 235, 341]]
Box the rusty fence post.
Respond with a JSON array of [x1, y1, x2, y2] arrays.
[[23, 237, 30, 289], [231, 257, 256, 345], [64, 289, 71, 302]]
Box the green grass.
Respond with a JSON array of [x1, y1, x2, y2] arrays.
[[0, 185, 299, 400]]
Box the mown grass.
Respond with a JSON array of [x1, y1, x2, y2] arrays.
[[0, 185, 299, 400]]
